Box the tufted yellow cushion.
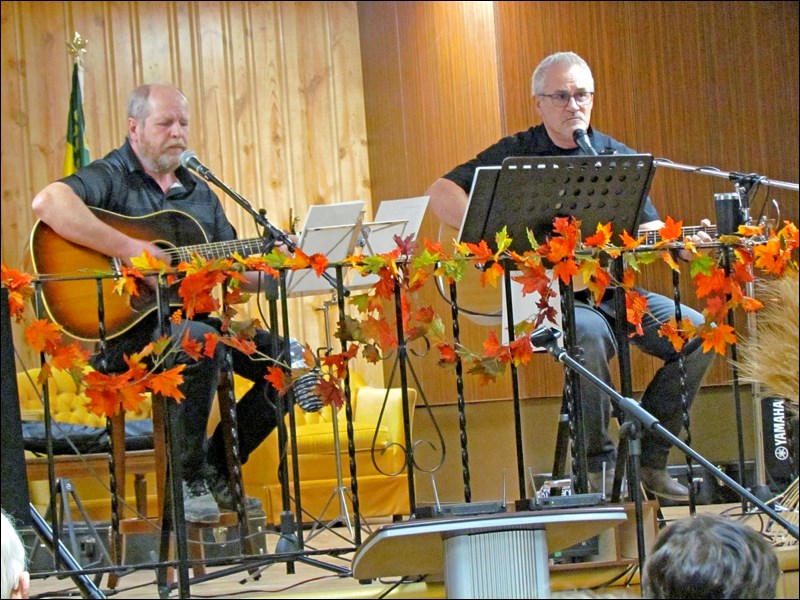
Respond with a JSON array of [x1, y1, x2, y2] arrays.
[[17, 367, 153, 426]]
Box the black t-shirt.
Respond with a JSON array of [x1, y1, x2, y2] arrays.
[[443, 124, 660, 223], [60, 139, 236, 244]]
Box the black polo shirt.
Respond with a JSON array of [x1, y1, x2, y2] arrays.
[[60, 139, 236, 244]]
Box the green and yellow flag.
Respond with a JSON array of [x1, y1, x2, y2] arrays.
[[63, 62, 90, 176]]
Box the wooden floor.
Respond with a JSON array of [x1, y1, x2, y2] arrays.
[[26, 503, 797, 599]]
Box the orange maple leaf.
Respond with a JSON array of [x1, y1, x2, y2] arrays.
[[24, 319, 63, 354], [625, 289, 649, 337], [699, 323, 737, 355], [509, 335, 534, 366], [482, 331, 511, 363], [308, 253, 330, 276], [584, 222, 613, 248], [619, 230, 644, 251], [265, 367, 288, 394], [480, 261, 504, 288], [740, 296, 764, 312], [146, 365, 186, 401], [659, 217, 683, 243], [203, 332, 220, 358], [694, 266, 728, 298], [220, 335, 257, 355], [49, 343, 90, 371], [552, 258, 579, 285]]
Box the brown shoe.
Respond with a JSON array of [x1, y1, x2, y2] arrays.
[[640, 467, 689, 501]]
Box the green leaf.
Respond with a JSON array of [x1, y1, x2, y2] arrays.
[[689, 253, 715, 279]]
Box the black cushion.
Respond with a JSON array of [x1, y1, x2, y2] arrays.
[[22, 419, 154, 455]]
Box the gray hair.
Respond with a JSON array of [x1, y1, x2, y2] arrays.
[[531, 51, 594, 96], [1, 511, 27, 599], [126, 83, 188, 121]]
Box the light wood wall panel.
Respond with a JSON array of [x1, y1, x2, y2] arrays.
[[1, 1, 377, 381], [359, 0, 799, 405]]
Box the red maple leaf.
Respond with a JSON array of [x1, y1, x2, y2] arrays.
[[180, 330, 204, 360], [317, 377, 345, 409], [437, 342, 458, 365], [512, 264, 550, 297]]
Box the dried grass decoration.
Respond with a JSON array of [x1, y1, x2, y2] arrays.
[[738, 271, 799, 409]]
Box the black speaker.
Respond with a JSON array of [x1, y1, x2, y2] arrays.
[[1, 286, 32, 525]]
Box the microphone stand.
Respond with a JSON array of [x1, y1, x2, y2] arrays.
[[530, 326, 800, 554], [193, 167, 349, 296]]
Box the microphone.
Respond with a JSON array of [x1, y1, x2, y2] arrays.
[[179, 149, 214, 179], [572, 128, 598, 156]]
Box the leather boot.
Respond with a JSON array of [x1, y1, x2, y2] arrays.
[[640, 466, 689, 501]]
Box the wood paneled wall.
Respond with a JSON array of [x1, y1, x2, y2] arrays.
[[2, 1, 798, 400], [1, 1, 378, 379], [358, 0, 799, 404]]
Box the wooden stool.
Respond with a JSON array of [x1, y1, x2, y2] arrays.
[[106, 361, 256, 588]]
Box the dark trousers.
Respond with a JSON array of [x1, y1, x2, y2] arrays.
[[573, 288, 714, 472], [95, 314, 285, 483]]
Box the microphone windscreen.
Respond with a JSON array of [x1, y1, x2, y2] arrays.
[[179, 149, 197, 169]]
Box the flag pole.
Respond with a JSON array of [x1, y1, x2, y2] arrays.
[[63, 32, 90, 176]]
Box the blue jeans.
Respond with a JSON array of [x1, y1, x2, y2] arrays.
[[95, 314, 286, 483], [573, 288, 714, 472]]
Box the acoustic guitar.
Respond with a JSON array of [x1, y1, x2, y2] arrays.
[[29, 207, 273, 341], [436, 221, 717, 326]]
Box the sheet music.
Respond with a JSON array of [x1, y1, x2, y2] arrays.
[[348, 196, 429, 290], [286, 200, 365, 297]]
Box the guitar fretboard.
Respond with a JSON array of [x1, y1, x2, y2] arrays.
[[637, 225, 718, 246], [162, 238, 272, 264]]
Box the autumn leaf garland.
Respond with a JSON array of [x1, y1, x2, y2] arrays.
[[3, 217, 797, 418]]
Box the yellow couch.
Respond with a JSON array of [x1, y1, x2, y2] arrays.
[[20, 368, 416, 528], [17, 367, 156, 522]]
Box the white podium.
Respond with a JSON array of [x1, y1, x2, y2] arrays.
[[351, 507, 627, 598]]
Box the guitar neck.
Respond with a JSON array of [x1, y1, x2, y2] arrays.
[[162, 237, 272, 264], [638, 224, 718, 246]]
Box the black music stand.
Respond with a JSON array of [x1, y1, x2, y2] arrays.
[[461, 154, 656, 505], [463, 154, 655, 253]]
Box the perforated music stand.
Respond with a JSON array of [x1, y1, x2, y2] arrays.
[[462, 154, 655, 250], [460, 153, 655, 501]]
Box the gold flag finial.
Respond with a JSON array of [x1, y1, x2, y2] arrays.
[[67, 32, 88, 65]]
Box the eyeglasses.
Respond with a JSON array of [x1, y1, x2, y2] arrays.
[[539, 91, 594, 107]]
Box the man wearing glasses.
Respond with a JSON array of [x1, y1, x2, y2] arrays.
[[426, 51, 713, 501]]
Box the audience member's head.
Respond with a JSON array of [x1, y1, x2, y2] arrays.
[[642, 513, 780, 599], [1, 510, 30, 599]]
